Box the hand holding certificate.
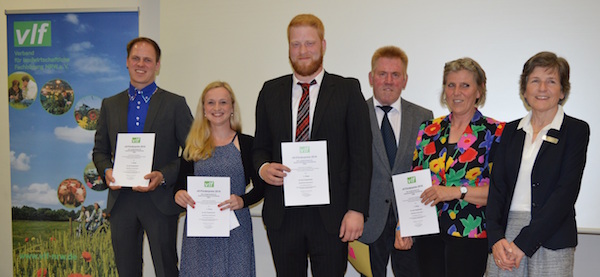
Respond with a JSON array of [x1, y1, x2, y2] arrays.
[[111, 133, 155, 187], [186, 176, 231, 237], [281, 141, 330, 206], [392, 169, 440, 237]]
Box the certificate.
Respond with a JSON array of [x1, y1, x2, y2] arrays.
[[281, 140, 330, 206], [111, 133, 155, 187], [186, 176, 230, 237], [392, 169, 440, 237]]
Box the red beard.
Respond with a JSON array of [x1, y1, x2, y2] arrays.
[[290, 55, 323, 77]]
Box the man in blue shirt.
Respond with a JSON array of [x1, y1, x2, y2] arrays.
[[93, 37, 193, 277]]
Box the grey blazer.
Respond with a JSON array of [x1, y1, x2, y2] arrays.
[[93, 88, 193, 215], [360, 97, 433, 244]]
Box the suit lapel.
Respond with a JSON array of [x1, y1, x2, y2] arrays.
[[367, 97, 392, 173], [311, 72, 334, 138], [536, 128, 561, 162], [508, 128, 526, 184], [279, 77, 293, 141], [394, 99, 416, 171], [144, 88, 163, 132], [116, 91, 129, 133]]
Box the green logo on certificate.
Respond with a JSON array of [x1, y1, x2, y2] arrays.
[[131, 137, 141, 143], [299, 146, 310, 153], [204, 181, 214, 188], [407, 176, 416, 184]]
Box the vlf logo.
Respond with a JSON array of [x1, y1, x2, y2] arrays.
[[14, 21, 52, 47]]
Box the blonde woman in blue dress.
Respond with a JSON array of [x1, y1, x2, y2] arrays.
[[174, 81, 264, 277]]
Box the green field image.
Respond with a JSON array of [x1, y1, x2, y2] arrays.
[[13, 220, 116, 277]]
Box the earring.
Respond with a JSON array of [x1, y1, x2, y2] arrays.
[[230, 113, 233, 117]]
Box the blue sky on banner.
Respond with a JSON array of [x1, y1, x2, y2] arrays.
[[8, 12, 138, 210]]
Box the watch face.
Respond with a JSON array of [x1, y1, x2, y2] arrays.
[[461, 187, 467, 193]]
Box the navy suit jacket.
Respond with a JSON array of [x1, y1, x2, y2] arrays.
[[93, 88, 193, 216], [253, 71, 372, 234], [487, 114, 589, 257]]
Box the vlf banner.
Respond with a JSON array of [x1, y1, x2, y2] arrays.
[[7, 10, 138, 276]]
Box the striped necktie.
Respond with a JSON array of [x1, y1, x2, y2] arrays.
[[295, 80, 316, 141]]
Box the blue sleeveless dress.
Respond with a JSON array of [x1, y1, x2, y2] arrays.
[[179, 135, 255, 277]]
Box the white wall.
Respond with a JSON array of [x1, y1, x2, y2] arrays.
[[158, 0, 600, 232], [160, 0, 600, 275], [2, 0, 600, 276]]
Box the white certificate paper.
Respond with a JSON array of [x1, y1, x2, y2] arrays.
[[111, 133, 155, 187], [281, 141, 330, 206], [392, 169, 440, 237], [186, 176, 230, 237]]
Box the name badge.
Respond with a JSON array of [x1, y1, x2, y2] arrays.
[[542, 135, 559, 144]]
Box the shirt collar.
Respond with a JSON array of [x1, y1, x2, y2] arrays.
[[447, 109, 483, 124], [518, 105, 565, 131], [373, 96, 402, 114], [128, 82, 158, 103], [293, 68, 325, 88]]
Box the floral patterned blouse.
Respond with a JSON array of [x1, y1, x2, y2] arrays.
[[412, 109, 504, 239]]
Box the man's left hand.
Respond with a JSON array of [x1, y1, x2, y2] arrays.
[[133, 171, 163, 192], [339, 210, 364, 242]]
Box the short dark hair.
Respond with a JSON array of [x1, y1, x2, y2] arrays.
[[126, 37, 161, 62], [520, 51, 570, 106], [21, 75, 30, 82]]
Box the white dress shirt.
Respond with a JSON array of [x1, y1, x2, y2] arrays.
[[372, 96, 402, 145], [510, 105, 565, 212], [291, 69, 325, 142]]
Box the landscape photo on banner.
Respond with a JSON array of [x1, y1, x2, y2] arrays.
[[7, 11, 138, 276]]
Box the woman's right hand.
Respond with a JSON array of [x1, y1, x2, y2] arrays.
[[175, 190, 196, 209], [492, 238, 516, 271]]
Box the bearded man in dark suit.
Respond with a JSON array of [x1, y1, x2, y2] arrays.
[[253, 14, 372, 277]]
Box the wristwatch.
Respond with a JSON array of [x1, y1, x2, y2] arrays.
[[460, 186, 468, 200]]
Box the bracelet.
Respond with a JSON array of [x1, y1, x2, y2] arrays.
[[395, 226, 401, 231]]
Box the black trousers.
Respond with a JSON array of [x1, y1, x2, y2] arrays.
[[416, 233, 488, 277], [110, 191, 179, 277], [362, 206, 420, 277], [266, 207, 348, 277]]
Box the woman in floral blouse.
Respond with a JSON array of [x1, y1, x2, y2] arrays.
[[397, 58, 505, 277]]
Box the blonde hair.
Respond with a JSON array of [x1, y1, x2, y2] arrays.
[[183, 81, 242, 161], [440, 57, 487, 108]]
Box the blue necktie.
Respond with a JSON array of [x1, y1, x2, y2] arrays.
[[379, 106, 397, 168]]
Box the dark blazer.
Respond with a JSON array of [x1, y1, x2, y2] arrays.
[[93, 88, 193, 216], [360, 97, 432, 244], [253, 72, 373, 234], [487, 114, 589, 257], [174, 133, 265, 207]]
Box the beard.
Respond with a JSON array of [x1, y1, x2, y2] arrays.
[[290, 54, 323, 77]]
